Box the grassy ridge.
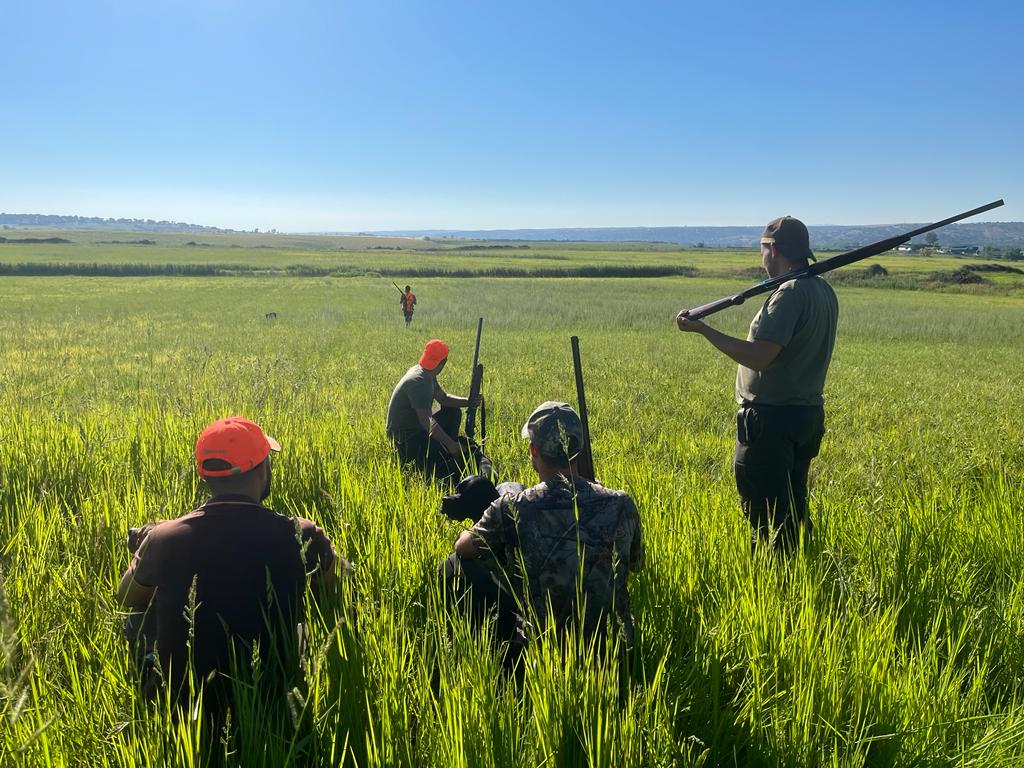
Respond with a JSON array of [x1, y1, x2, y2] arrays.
[[2, 230, 1022, 292], [1, 272, 1023, 766], [0, 261, 698, 279]]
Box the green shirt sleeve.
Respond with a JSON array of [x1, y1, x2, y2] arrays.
[[406, 376, 435, 410], [750, 282, 802, 347]]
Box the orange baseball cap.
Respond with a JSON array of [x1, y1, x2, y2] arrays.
[[195, 416, 281, 477], [419, 339, 449, 369]]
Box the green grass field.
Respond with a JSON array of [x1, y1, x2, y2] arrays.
[[3, 229, 1022, 286], [1, 235, 1023, 766]]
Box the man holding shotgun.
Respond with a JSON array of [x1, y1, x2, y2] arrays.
[[672, 201, 1002, 552], [395, 283, 416, 326], [677, 216, 838, 553]]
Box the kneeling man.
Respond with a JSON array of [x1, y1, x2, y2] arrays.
[[117, 417, 343, 706], [387, 338, 486, 483], [441, 402, 644, 656]]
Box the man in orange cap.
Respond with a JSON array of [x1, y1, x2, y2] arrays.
[[386, 338, 485, 483], [116, 416, 345, 708]]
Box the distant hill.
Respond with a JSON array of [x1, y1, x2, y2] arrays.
[[376, 222, 1024, 249], [0, 213, 228, 233], [4, 212, 1022, 247]]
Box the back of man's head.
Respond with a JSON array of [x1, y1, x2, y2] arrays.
[[419, 338, 449, 370], [201, 460, 268, 497], [762, 216, 815, 264], [521, 401, 584, 467], [195, 417, 280, 499]]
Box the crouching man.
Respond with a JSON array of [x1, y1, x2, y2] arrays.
[[387, 338, 488, 484], [440, 402, 644, 664], [116, 417, 346, 711]]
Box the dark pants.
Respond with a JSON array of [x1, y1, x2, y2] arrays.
[[394, 406, 463, 482], [404, 311, 414, 326], [439, 553, 525, 668], [395, 407, 492, 484], [124, 613, 299, 726], [734, 404, 825, 554]]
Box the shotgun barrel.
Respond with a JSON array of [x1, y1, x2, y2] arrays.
[[684, 200, 1004, 321], [466, 317, 484, 439], [571, 335, 596, 481]]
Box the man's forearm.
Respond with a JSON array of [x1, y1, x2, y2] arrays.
[[429, 420, 461, 451], [116, 567, 135, 604], [416, 408, 460, 451], [116, 566, 155, 610], [454, 530, 481, 559], [699, 327, 779, 371]]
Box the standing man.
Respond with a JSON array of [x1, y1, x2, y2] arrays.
[[400, 285, 417, 326], [676, 216, 838, 553], [116, 417, 344, 707], [441, 401, 644, 658], [386, 338, 484, 483]]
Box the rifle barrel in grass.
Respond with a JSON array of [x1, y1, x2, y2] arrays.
[[571, 335, 596, 481], [466, 317, 484, 439]]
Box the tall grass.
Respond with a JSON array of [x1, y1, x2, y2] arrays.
[[0, 272, 1022, 766]]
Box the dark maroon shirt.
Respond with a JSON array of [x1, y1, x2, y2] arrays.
[[131, 494, 335, 686]]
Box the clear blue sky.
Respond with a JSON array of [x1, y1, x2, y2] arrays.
[[2, 0, 1020, 231]]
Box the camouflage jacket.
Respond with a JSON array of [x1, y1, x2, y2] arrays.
[[470, 474, 644, 644]]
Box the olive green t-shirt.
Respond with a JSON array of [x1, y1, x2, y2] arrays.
[[386, 365, 439, 440], [736, 275, 838, 406]]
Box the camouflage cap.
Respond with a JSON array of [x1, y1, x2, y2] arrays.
[[521, 401, 584, 460]]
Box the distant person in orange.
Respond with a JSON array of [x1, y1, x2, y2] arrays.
[[400, 285, 417, 326]]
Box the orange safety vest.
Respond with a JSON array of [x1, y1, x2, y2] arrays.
[[402, 291, 416, 312]]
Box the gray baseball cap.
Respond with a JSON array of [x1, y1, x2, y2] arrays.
[[521, 401, 584, 459], [761, 216, 815, 262]]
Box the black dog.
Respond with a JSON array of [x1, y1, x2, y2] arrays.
[[440, 475, 500, 523]]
